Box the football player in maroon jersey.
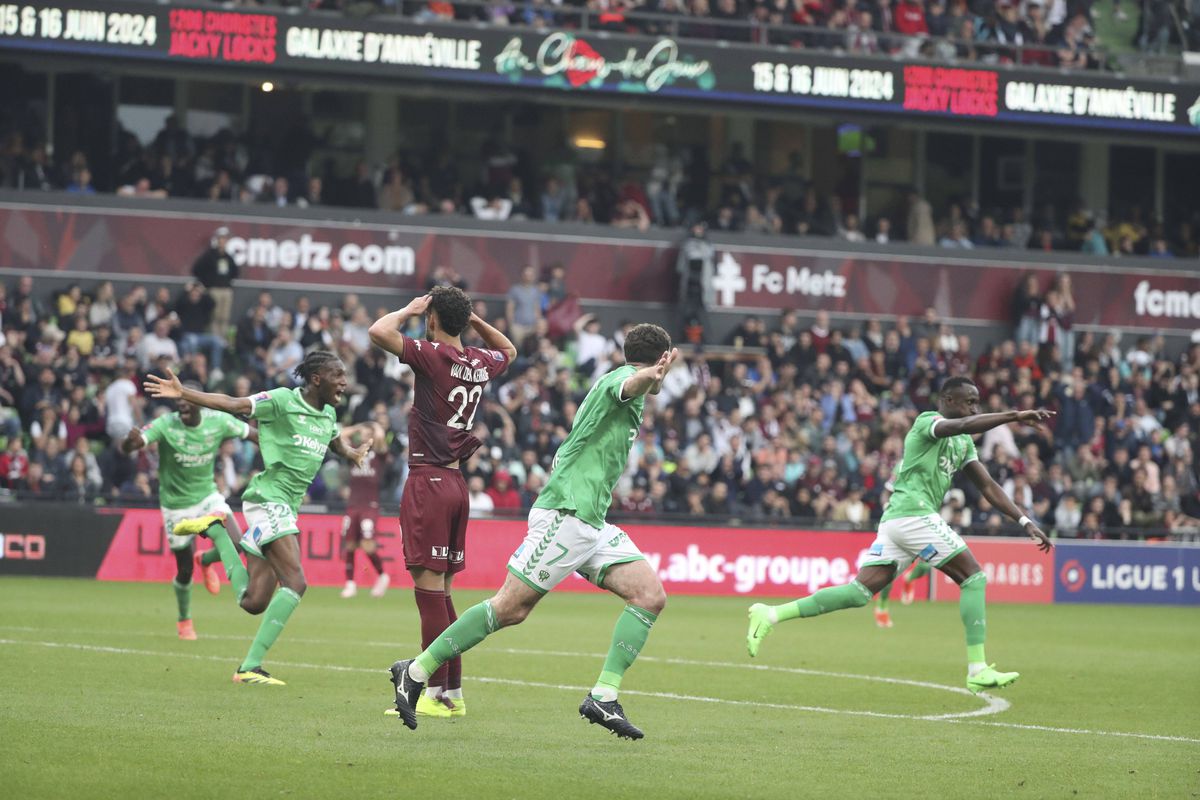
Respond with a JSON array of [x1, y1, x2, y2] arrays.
[[339, 420, 391, 598], [369, 286, 516, 718]]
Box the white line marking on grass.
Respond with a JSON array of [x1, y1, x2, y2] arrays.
[[2, 637, 1198, 744], [0, 625, 1004, 719]]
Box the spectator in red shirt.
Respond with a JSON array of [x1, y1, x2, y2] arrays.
[[486, 470, 522, 510], [895, 0, 928, 37]]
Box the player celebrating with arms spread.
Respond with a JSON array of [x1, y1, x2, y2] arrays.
[[388, 324, 679, 739], [368, 287, 515, 718], [146, 351, 370, 686], [121, 384, 257, 640], [747, 376, 1054, 694]]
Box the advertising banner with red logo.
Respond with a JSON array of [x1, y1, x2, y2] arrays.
[[94, 510, 880, 598], [1054, 542, 1200, 606], [1, 0, 1197, 136], [4, 198, 1200, 331], [931, 537, 1055, 604]]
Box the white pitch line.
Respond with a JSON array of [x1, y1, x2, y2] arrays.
[[2, 637, 1198, 744], [0, 625, 1004, 719]]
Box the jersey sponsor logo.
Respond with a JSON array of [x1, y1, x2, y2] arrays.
[[449, 549, 464, 563], [291, 434, 329, 456], [919, 544, 939, 562], [868, 543, 883, 556], [431, 545, 449, 558], [172, 451, 217, 467]]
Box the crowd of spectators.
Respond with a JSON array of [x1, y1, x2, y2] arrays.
[[295, 0, 1198, 61], [3, 112, 1197, 262], [1, 265, 1197, 543]]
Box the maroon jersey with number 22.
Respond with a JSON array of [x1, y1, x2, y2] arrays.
[[398, 335, 510, 466]]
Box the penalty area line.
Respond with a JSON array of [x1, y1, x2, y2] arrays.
[[1, 637, 1198, 745]]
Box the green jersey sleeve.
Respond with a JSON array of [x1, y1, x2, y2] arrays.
[[222, 413, 251, 440], [963, 432, 979, 463], [914, 412, 940, 440], [249, 388, 289, 423], [139, 413, 172, 445]]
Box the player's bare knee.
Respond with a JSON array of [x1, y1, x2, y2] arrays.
[[281, 575, 307, 597], [240, 596, 268, 615], [632, 585, 667, 616], [492, 596, 532, 627]]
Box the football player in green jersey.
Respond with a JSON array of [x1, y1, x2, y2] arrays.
[[145, 351, 370, 686], [747, 376, 1054, 694], [387, 324, 679, 738], [121, 383, 257, 640]]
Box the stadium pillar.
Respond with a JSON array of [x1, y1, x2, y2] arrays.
[[1079, 140, 1109, 219], [364, 91, 398, 167]]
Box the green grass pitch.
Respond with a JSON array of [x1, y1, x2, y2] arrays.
[[1, 577, 1197, 799]]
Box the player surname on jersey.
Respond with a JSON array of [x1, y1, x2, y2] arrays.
[[449, 363, 491, 383]]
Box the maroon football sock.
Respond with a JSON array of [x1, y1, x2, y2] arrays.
[[343, 550, 355, 581], [366, 550, 384, 575], [444, 593, 461, 691], [414, 587, 450, 688]]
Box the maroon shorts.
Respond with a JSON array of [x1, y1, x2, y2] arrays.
[[342, 507, 380, 547], [400, 465, 469, 574]]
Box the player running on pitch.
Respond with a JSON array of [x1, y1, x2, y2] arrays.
[[339, 421, 392, 599], [747, 376, 1054, 694], [121, 384, 257, 639], [388, 324, 679, 739], [146, 351, 370, 686], [369, 288, 514, 719]]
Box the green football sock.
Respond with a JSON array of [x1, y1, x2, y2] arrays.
[[199, 548, 221, 567], [908, 560, 932, 581], [876, 581, 892, 611], [239, 587, 301, 672], [959, 572, 988, 665], [592, 605, 658, 701], [172, 579, 192, 622], [411, 600, 498, 682], [773, 580, 872, 622], [206, 521, 248, 601]]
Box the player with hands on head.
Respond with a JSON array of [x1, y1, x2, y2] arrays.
[[747, 376, 1054, 694], [369, 287, 515, 718], [145, 351, 370, 686]]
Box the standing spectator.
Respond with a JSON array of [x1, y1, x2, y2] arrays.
[[1012, 272, 1041, 346], [103, 362, 141, 441], [906, 189, 936, 245], [191, 226, 239, 338], [505, 266, 543, 345], [677, 222, 716, 344], [235, 305, 273, 378], [175, 281, 224, 376]]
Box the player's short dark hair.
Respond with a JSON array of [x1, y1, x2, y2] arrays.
[[624, 323, 671, 366], [429, 285, 472, 337], [294, 350, 341, 384], [940, 376, 976, 397]]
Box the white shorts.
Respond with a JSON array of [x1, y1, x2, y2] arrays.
[[507, 508, 645, 594], [241, 501, 300, 559], [162, 493, 233, 551], [864, 513, 968, 573]]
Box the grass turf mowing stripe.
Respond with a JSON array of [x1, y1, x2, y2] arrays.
[[3, 636, 1199, 745]]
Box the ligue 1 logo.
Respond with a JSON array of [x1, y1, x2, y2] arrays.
[[1060, 559, 1087, 592]]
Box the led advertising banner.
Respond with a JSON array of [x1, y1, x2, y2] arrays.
[[2, 0, 1198, 135], [4, 200, 1200, 331], [1054, 542, 1200, 606]]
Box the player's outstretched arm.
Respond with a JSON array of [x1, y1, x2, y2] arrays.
[[620, 348, 681, 400], [964, 460, 1054, 552], [469, 312, 518, 363], [329, 433, 371, 467], [143, 367, 253, 416], [933, 408, 1054, 438], [368, 295, 430, 359]]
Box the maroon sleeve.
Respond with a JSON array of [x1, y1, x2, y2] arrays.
[[467, 346, 511, 381], [397, 335, 437, 375]]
